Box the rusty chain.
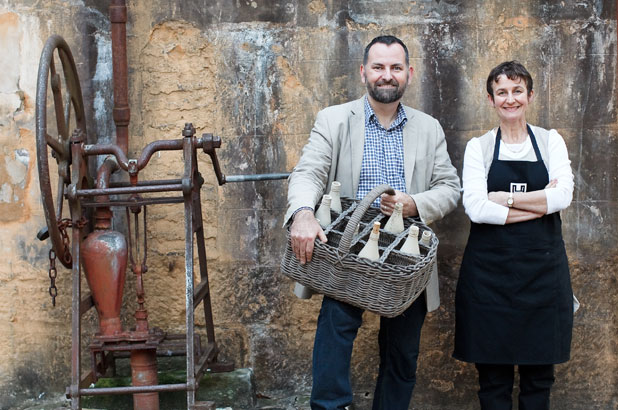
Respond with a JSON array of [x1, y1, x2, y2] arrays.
[[58, 218, 73, 264], [46, 217, 88, 307], [48, 249, 58, 306]]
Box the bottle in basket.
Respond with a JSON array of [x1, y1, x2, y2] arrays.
[[383, 202, 404, 234], [328, 181, 342, 213], [419, 230, 432, 247], [400, 225, 421, 256], [358, 221, 381, 261], [314, 194, 332, 228]]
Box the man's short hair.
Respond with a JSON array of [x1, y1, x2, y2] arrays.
[[363, 35, 409, 66], [486, 61, 534, 98]]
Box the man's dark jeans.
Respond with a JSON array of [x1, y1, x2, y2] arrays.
[[310, 294, 427, 410]]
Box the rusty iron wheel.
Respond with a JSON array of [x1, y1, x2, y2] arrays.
[[35, 35, 88, 269]]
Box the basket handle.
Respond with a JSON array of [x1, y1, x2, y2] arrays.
[[338, 184, 395, 255]]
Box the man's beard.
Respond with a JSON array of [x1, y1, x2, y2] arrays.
[[366, 77, 407, 104]]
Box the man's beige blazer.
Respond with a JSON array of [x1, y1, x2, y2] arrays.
[[285, 97, 461, 312]]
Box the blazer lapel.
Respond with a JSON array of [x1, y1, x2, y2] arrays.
[[349, 98, 365, 195], [403, 106, 418, 190]]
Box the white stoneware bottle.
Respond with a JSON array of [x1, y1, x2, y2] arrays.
[[400, 225, 421, 256], [420, 230, 432, 247], [383, 202, 404, 234], [314, 194, 332, 229], [358, 222, 381, 261], [329, 181, 342, 213]]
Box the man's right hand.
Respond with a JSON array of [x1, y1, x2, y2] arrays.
[[290, 209, 327, 264]]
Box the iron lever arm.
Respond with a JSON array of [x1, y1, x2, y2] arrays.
[[199, 133, 290, 184], [200, 133, 225, 185]]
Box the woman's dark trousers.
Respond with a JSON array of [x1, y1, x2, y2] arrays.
[[475, 363, 555, 410]]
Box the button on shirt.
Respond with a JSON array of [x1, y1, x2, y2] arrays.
[[356, 96, 408, 207]]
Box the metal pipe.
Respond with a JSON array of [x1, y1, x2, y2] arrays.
[[130, 349, 159, 410], [110, 179, 182, 187], [225, 172, 290, 182], [70, 212, 82, 410], [81, 197, 185, 208], [83, 144, 129, 169], [84, 139, 185, 171], [78, 383, 187, 396], [75, 183, 183, 197], [183, 133, 197, 409], [96, 157, 117, 190], [110, 0, 130, 155], [94, 157, 119, 229], [137, 139, 185, 170]]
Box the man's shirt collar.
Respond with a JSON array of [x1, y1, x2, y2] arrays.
[[363, 95, 408, 130]]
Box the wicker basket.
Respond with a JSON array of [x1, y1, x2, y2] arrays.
[[281, 184, 438, 317]]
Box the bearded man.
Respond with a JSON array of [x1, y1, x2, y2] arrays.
[[284, 35, 460, 410]]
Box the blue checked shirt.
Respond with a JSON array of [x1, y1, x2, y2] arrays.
[[356, 96, 407, 207]]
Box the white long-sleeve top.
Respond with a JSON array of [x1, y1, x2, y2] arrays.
[[462, 125, 574, 225]]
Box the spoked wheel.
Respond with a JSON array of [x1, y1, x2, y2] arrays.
[[36, 35, 90, 269]]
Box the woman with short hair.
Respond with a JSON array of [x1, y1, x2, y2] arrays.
[[453, 61, 575, 410]]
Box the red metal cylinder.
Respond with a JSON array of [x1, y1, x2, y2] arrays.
[[81, 230, 127, 336], [130, 349, 159, 410]]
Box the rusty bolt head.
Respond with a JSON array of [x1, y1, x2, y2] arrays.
[[183, 123, 196, 138], [128, 159, 138, 174], [70, 128, 84, 143]]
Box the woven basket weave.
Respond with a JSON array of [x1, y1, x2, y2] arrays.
[[281, 184, 438, 317]]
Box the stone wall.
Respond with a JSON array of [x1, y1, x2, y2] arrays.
[[0, 0, 616, 408]]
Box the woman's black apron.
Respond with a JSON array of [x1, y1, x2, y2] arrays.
[[453, 126, 573, 365]]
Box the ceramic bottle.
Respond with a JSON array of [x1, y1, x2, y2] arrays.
[[314, 194, 332, 229], [329, 181, 342, 213], [358, 222, 381, 261], [383, 202, 404, 234], [420, 230, 432, 247], [400, 225, 421, 256]]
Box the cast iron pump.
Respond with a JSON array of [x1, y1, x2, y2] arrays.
[[34, 1, 288, 409]]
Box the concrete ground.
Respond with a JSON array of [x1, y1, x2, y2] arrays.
[[5, 370, 380, 410], [5, 368, 316, 410], [4, 355, 377, 410]]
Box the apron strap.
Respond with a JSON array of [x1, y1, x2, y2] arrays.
[[527, 124, 543, 162], [493, 128, 502, 160], [493, 125, 543, 162]]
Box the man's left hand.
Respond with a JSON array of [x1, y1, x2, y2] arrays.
[[380, 190, 418, 218]]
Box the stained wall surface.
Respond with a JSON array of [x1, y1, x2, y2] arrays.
[[0, 0, 616, 409]]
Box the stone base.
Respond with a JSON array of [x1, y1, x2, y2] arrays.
[[80, 367, 255, 410]]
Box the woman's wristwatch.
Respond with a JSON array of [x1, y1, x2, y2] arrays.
[[507, 192, 514, 208]]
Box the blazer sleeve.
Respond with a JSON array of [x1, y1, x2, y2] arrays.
[[410, 119, 461, 224], [283, 109, 333, 226]]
